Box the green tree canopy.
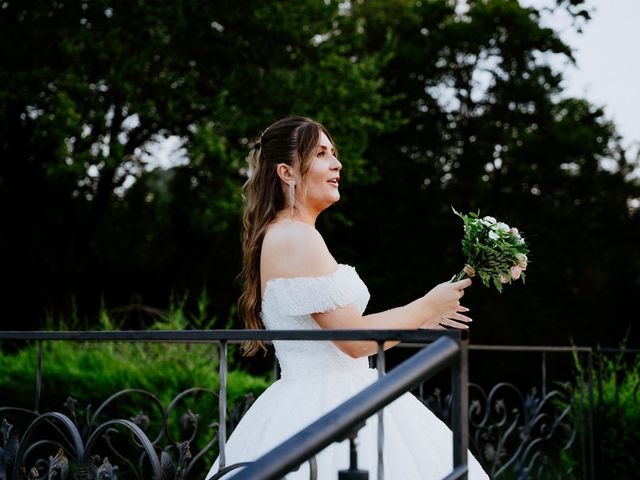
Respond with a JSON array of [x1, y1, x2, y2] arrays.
[[1, 0, 638, 348]]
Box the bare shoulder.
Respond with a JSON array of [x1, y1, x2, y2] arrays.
[[261, 220, 338, 282]]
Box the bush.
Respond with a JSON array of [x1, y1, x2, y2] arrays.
[[593, 350, 640, 478], [0, 303, 272, 476], [564, 343, 640, 479]]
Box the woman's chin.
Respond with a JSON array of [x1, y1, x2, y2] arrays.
[[317, 196, 340, 212]]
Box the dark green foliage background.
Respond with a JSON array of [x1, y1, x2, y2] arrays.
[[558, 348, 640, 479], [1, 0, 638, 348]]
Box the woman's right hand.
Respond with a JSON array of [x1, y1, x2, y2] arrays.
[[421, 278, 472, 329]]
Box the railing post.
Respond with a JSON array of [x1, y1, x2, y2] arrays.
[[595, 347, 605, 480], [587, 348, 596, 480], [35, 340, 43, 413], [219, 340, 228, 469], [541, 350, 547, 397], [273, 356, 280, 381], [338, 429, 368, 480], [451, 332, 468, 480], [376, 341, 385, 480]]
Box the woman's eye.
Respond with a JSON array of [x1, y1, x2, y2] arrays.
[[317, 151, 325, 156]]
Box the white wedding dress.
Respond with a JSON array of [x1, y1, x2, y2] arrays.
[[205, 264, 488, 479]]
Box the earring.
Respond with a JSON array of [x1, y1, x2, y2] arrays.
[[289, 181, 295, 217]]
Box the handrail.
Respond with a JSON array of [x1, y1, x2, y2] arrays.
[[232, 336, 465, 480], [0, 329, 466, 342]]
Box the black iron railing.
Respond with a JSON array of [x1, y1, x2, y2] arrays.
[[229, 335, 467, 480], [465, 344, 595, 480], [2, 330, 633, 479], [424, 344, 596, 480], [0, 329, 468, 480]]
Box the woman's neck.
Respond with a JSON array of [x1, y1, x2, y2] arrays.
[[276, 206, 318, 226]]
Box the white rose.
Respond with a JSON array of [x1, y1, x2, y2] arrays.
[[483, 216, 497, 224], [495, 222, 509, 232], [515, 253, 528, 269], [488, 231, 499, 240]]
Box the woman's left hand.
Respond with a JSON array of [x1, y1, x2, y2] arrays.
[[421, 306, 472, 330]]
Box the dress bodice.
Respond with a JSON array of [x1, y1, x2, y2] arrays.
[[208, 264, 491, 480], [261, 264, 371, 379]]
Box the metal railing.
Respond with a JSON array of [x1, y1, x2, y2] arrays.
[[0, 329, 469, 480], [466, 344, 595, 480], [3, 330, 632, 479], [230, 335, 467, 480], [446, 345, 595, 480]]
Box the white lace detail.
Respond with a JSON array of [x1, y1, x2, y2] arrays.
[[263, 264, 368, 316], [261, 264, 371, 379]]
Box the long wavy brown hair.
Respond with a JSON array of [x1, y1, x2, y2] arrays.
[[239, 116, 336, 356]]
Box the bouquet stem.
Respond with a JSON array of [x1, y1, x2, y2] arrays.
[[452, 270, 467, 282], [452, 264, 476, 283]]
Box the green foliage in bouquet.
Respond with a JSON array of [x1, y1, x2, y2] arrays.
[[452, 208, 529, 293]]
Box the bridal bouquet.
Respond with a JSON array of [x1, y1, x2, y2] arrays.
[[452, 208, 529, 293]]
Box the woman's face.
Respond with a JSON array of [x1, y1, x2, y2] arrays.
[[299, 131, 342, 213]]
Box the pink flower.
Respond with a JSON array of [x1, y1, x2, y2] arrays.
[[511, 265, 523, 280], [509, 227, 519, 236], [499, 273, 510, 284]]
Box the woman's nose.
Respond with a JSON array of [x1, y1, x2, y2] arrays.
[[332, 156, 342, 170]]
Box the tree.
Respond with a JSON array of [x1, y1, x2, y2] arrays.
[[326, 0, 640, 347], [1, 0, 638, 350], [0, 0, 391, 327]]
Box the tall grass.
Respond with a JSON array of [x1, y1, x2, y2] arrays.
[[560, 337, 640, 478]]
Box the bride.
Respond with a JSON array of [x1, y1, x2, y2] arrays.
[[205, 117, 488, 479]]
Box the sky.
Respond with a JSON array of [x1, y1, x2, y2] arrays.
[[534, 0, 640, 156]]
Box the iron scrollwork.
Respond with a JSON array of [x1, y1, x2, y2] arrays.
[[0, 386, 255, 479], [422, 382, 580, 479]]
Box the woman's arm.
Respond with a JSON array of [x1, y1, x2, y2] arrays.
[[313, 279, 472, 358], [263, 222, 472, 359]]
